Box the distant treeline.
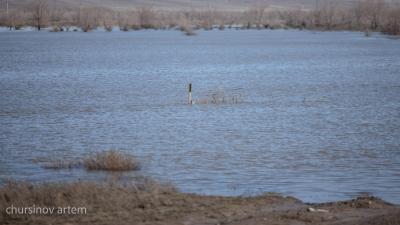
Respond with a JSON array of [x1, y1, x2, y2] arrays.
[[0, 0, 399, 35]]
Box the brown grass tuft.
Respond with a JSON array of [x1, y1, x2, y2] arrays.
[[83, 150, 141, 171], [42, 150, 141, 171]]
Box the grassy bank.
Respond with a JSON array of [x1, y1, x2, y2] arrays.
[[1, 177, 399, 225], [0, 176, 179, 225], [2, 151, 400, 224]]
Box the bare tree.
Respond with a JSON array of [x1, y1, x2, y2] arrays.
[[202, 8, 219, 30], [26, 0, 50, 30], [117, 10, 137, 31], [352, 0, 367, 26], [136, 4, 155, 29], [51, 7, 65, 22], [226, 12, 237, 28], [337, 7, 352, 28], [383, 8, 400, 35], [285, 8, 305, 28], [5, 9, 26, 30], [368, 0, 385, 30], [103, 8, 114, 31], [249, 3, 268, 28], [322, 0, 338, 29], [79, 5, 105, 32]]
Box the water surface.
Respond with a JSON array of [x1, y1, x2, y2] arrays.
[[1, 28, 399, 204]]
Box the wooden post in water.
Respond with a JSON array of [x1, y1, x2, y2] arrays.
[[188, 83, 192, 104]]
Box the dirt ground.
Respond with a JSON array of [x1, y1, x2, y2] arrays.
[[9, 195, 398, 225], [174, 196, 400, 225]]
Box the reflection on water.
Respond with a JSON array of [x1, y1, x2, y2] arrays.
[[0, 28, 399, 204]]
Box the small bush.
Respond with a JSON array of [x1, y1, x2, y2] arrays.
[[81, 25, 92, 32], [219, 24, 225, 30], [64, 24, 71, 31], [185, 30, 197, 36], [131, 24, 142, 30], [203, 25, 212, 30], [51, 27, 59, 32], [364, 29, 372, 37], [105, 25, 113, 32]]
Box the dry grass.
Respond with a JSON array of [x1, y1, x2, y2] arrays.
[[0, 175, 179, 224], [198, 87, 248, 104], [43, 161, 82, 169], [315, 97, 327, 102], [1, 177, 397, 225], [42, 150, 141, 171], [0, 176, 296, 225], [83, 150, 141, 171]]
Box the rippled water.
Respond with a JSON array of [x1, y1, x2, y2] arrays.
[[1, 28, 399, 204]]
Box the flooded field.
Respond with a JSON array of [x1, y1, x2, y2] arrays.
[[0, 28, 399, 204]]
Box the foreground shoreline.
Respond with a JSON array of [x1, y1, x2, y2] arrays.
[[1, 178, 399, 225]]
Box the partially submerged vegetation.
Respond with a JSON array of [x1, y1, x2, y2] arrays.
[[42, 149, 141, 171], [0, 0, 399, 35], [83, 149, 141, 171], [197, 87, 248, 104]]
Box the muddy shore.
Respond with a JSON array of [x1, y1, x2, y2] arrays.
[[2, 185, 399, 225]]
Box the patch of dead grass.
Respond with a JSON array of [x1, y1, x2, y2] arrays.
[[0, 175, 179, 224], [42, 150, 141, 171]]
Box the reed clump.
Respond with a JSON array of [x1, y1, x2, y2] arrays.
[[198, 87, 248, 104], [42, 150, 141, 171]]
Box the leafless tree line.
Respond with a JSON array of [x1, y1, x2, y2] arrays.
[[0, 0, 399, 35]]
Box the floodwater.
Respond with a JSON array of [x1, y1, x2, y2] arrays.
[[1, 27, 399, 204]]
